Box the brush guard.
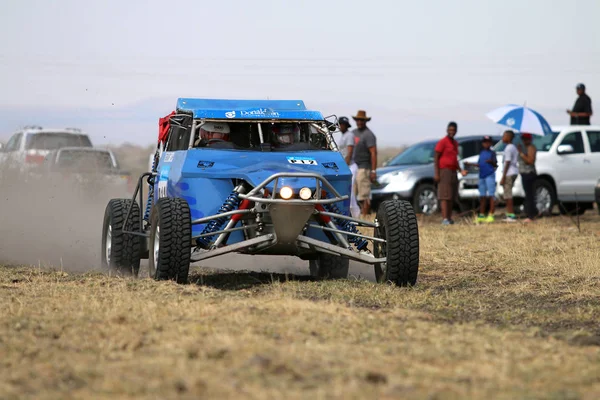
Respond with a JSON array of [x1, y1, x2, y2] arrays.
[[188, 172, 385, 264]]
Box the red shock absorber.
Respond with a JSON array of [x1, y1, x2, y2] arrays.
[[231, 199, 251, 222]]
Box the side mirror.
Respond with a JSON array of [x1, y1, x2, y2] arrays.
[[323, 115, 339, 132], [557, 144, 574, 155]]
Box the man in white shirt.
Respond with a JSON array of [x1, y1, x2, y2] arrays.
[[499, 130, 519, 222], [336, 116, 360, 218]]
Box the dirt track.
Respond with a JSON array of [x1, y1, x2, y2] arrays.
[[2, 216, 600, 399]]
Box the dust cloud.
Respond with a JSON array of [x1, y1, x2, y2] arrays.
[[0, 168, 131, 272]]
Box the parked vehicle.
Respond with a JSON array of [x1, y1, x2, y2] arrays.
[[459, 126, 600, 215], [42, 147, 133, 195], [0, 126, 93, 171], [371, 135, 501, 214], [595, 178, 600, 215], [102, 98, 420, 286]]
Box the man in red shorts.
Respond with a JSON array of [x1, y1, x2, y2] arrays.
[[434, 121, 467, 225]]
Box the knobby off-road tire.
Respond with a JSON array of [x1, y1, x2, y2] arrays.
[[101, 199, 142, 276], [309, 254, 350, 280], [374, 199, 419, 287], [149, 198, 192, 284]]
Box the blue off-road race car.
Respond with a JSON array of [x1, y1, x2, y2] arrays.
[[101, 99, 419, 286]]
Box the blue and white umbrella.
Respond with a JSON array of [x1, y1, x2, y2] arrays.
[[486, 104, 553, 136]]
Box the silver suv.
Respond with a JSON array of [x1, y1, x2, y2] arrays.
[[372, 135, 501, 214], [0, 126, 93, 171]]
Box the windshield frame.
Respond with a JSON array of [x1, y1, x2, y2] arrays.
[[187, 119, 336, 152]]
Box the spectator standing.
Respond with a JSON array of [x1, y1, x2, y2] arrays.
[[337, 116, 360, 218], [499, 130, 519, 222], [567, 83, 593, 125], [346, 110, 377, 217], [518, 133, 537, 223], [464, 136, 497, 223], [434, 121, 467, 225]]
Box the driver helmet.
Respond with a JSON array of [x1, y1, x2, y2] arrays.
[[199, 122, 231, 142], [272, 123, 300, 145]]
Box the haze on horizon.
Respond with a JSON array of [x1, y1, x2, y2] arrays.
[[1, 0, 598, 147]]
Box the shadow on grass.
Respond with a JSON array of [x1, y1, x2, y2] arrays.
[[189, 270, 315, 291]]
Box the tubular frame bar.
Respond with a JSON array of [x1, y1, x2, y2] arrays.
[[314, 210, 378, 227], [296, 235, 386, 264], [190, 234, 275, 262], [122, 171, 156, 237], [240, 172, 345, 199], [192, 224, 258, 240], [306, 224, 385, 243], [191, 209, 253, 225]]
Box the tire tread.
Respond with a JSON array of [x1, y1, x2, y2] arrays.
[[376, 199, 419, 286]]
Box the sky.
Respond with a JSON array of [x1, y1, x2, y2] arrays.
[[1, 0, 599, 147]]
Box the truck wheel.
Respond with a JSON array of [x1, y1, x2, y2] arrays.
[[149, 198, 191, 284], [101, 199, 141, 276], [309, 254, 349, 279], [374, 200, 419, 286], [533, 179, 556, 216], [412, 183, 438, 215]]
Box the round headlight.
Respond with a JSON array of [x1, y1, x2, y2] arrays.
[[299, 187, 312, 200], [279, 186, 294, 200]]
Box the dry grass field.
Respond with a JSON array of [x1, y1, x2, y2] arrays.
[[1, 215, 600, 399]]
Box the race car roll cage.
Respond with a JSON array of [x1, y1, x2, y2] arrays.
[[121, 115, 386, 266]]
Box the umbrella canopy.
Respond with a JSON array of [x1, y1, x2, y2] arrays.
[[486, 104, 553, 136]]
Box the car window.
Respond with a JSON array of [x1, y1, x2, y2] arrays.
[[4, 133, 22, 152], [586, 131, 600, 152], [458, 140, 478, 159], [493, 132, 559, 152], [387, 142, 436, 166], [560, 132, 585, 154], [56, 150, 115, 171], [25, 133, 92, 150]]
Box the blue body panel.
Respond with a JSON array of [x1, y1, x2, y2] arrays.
[[176, 98, 324, 121], [154, 149, 351, 242]]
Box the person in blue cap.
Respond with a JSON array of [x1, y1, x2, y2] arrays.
[[464, 136, 498, 223]]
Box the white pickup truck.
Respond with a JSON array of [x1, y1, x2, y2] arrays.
[[459, 125, 600, 215]]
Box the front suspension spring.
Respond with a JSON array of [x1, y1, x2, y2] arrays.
[[143, 151, 159, 222], [196, 189, 242, 248]]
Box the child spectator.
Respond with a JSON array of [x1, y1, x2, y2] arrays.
[[499, 130, 519, 222], [464, 136, 498, 223]]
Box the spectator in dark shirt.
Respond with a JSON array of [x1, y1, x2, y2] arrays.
[[567, 83, 593, 125], [346, 110, 377, 217], [434, 121, 468, 225]]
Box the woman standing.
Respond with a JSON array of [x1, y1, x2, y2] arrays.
[[518, 133, 537, 223]]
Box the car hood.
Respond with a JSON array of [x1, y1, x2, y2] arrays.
[[376, 163, 432, 177]]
